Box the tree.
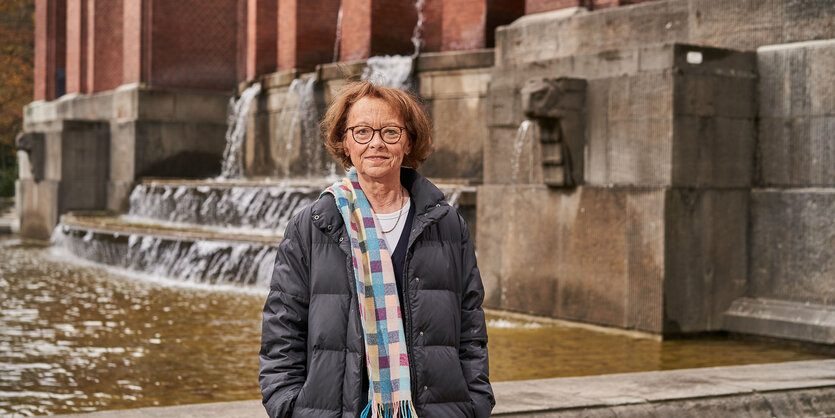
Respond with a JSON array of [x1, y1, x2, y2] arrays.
[[0, 0, 34, 195]]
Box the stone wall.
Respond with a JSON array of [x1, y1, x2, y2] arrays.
[[18, 85, 229, 239], [723, 40, 835, 345], [244, 50, 493, 183], [482, 0, 834, 337]]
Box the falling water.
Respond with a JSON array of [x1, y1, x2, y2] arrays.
[[124, 182, 320, 233], [512, 120, 534, 181], [51, 227, 277, 286], [362, 55, 414, 90], [411, 0, 426, 57], [276, 77, 321, 177], [333, 6, 343, 62], [219, 83, 261, 179]]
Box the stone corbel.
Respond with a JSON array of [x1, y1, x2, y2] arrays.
[[15, 132, 45, 182], [520, 77, 587, 187]]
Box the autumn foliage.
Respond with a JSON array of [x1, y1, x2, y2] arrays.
[[0, 0, 33, 194]]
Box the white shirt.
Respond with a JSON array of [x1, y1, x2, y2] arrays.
[[376, 197, 411, 252]]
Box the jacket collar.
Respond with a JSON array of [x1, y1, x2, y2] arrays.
[[311, 167, 449, 252]]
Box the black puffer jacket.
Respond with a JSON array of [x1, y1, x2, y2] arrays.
[[260, 168, 494, 418]]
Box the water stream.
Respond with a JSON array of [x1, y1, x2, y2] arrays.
[[219, 83, 262, 179], [511, 120, 534, 181]]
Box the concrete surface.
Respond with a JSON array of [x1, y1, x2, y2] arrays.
[[48, 360, 835, 417]]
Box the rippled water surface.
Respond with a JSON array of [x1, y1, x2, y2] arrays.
[[1, 239, 831, 415]]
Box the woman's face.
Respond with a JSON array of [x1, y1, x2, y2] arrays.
[[343, 96, 412, 182]]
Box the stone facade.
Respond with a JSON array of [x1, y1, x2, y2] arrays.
[[482, 0, 835, 340], [19, 85, 229, 239]]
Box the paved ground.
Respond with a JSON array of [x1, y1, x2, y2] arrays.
[[50, 359, 835, 417]]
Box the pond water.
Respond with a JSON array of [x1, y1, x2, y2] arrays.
[[1, 239, 831, 416]]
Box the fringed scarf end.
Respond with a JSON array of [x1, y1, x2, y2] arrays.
[[360, 400, 418, 418]]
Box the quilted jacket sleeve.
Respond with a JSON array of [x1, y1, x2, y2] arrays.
[[457, 214, 495, 418], [259, 215, 310, 418]]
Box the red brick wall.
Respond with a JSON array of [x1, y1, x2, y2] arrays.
[[420, 0, 443, 53], [122, 0, 148, 85], [338, 0, 371, 61], [148, 0, 238, 90], [247, 0, 277, 80], [89, 0, 123, 92], [277, 0, 339, 71], [34, 0, 66, 100], [525, 0, 582, 14], [485, 0, 524, 47], [237, 0, 248, 83], [371, 0, 418, 56], [526, 0, 659, 14], [295, 0, 340, 69], [442, 0, 486, 51], [277, 0, 298, 70], [65, 0, 88, 93]]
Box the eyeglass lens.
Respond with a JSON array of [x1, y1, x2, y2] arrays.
[[350, 126, 403, 144]]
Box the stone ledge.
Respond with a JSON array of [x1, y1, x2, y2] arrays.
[[724, 298, 835, 345], [49, 360, 835, 417]]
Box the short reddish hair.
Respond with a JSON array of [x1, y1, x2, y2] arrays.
[[321, 81, 433, 169]]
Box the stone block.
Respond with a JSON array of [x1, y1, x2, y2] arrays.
[[664, 189, 749, 333], [782, 0, 835, 44], [756, 40, 835, 187], [18, 179, 59, 240], [418, 68, 491, 99], [758, 39, 835, 119], [421, 97, 486, 180], [172, 92, 230, 123], [477, 184, 667, 332], [107, 180, 134, 213], [673, 73, 756, 119], [687, 0, 784, 51], [749, 189, 835, 305], [133, 121, 225, 178], [415, 50, 495, 72], [672, 116, 754, 188], [757, 116, 835, 187], [109, 121, 136, 182], [724, 297, 835, 345], [605, 117, 673, 185]]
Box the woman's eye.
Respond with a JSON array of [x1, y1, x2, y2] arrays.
[[383, 128, 399, 136], [355, 128, 371, 136]]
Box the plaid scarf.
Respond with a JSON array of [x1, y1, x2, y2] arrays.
[[322, 168, 418, 418]]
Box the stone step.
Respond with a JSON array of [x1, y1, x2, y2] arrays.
[[55, 213, 281, 287]]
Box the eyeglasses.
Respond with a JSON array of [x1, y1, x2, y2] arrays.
[[345, 125, 406, 144]]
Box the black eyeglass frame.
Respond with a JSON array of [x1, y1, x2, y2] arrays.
[[345, 125, 407, 144]]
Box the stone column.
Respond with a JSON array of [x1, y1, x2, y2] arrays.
[[34, 0, 67, 101], [338, 0, 419, 61], [87, 0, 123, 92], [65, 0, 89, 94], [246, 0, 277, 80], [277, 0, 340, 70]]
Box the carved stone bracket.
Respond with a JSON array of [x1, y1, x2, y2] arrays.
[[520, 77, 587, 187], [15, 132, 45, 182]]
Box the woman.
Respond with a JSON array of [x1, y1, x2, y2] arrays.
[[259, 81, 493, 418]]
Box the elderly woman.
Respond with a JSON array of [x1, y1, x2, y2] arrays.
[[259, 81, 493, 418]]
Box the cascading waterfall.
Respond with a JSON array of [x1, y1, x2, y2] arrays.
[[360, 0, 425, 90], [512, 120, 534, 181], [361, 55, 414, 90], [219, 83, 262, 179], [51, 226, 277, 287], [278, 77, 322, 177], [411, 0, 425, 57], [333, 6, 343, 62], [124, 183, 320, 233]]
